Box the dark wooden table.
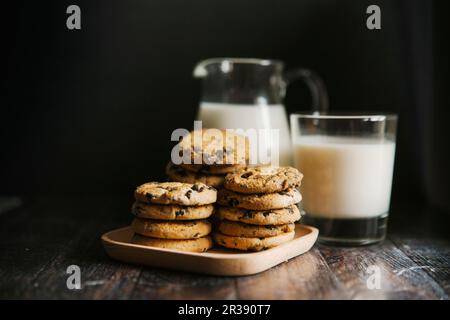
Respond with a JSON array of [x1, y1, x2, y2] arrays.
[[0, 196, 449, 300]]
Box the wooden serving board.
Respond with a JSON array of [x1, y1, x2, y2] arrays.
[[102, 224, 318, 276]]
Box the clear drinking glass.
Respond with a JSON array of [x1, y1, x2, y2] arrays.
[[194, 58, 329, 166], [290, 113, 398, 245]]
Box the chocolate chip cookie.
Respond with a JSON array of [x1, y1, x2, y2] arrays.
[[218, 220, 295, 238], [177, 129, 249, 165], [134, 182, 217, 206], [218, 205, 301, 225], [131, 234, 213, 252], [132, 202, 214, 220], [165, 162, 224, 188], [131, 218, 211, 239], [217, 188, 302, 210], [213, 231, 295, 251], [224, 166, 303, 194], [180, 163, 249, 175]]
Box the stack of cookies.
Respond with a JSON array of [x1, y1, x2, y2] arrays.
[[214, 166, 303, 251], [130, 181, 217, 252], [166, 129, 249, 188]]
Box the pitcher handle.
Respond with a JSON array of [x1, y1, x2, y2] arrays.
[[283, 68, 329, 113]]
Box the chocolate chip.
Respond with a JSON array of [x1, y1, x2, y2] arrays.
[[191, 184, 205, 192], [241, 172, 253, 179], [243, 210, 254, 219], [175, 210, 185, 216], [262, 211, 271, 217], [228, 198, 239, 207], [145, 193, 154, 200], [185, 190, 192, 199]]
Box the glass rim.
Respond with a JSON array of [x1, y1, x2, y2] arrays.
[[198, 57, 283, 67], [290, 112, 398, 121], [193, 58, 284, 78]]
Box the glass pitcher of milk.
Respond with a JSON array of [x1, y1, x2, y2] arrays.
[[194, 58, 328, 166]]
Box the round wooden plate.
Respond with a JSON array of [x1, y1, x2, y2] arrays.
[[101, 224, 318, 276]]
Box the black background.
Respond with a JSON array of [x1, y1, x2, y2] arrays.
[[2, 0, 449, 210]]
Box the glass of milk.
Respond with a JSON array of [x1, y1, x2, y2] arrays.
[[290, 113, 397, 245], [194, 58, 328, 166]]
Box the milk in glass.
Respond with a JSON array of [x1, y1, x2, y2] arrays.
[[294, 136, 396, 219]]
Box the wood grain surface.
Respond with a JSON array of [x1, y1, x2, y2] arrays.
[[0, 197, 449, 300]]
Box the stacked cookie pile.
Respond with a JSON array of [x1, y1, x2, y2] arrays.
[[214, 166, 303, 251], [130, 181, 217, 252], [166, 129, 249, 188]]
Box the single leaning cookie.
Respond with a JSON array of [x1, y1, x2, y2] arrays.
[[177, 129, 249, 165], [218, 205, 301, 225], [213, 231, 295, 251], [132, 202, 214, 220], [166, 162, 224, 188], [218, 188, 302, 210], [218, 220, 295, 238], [224, 166, 303, 194], [131, 234, 213, 252], [131, 218, 211, 239], [135, 182, 217, 206], [180, 163, 249, 175]]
